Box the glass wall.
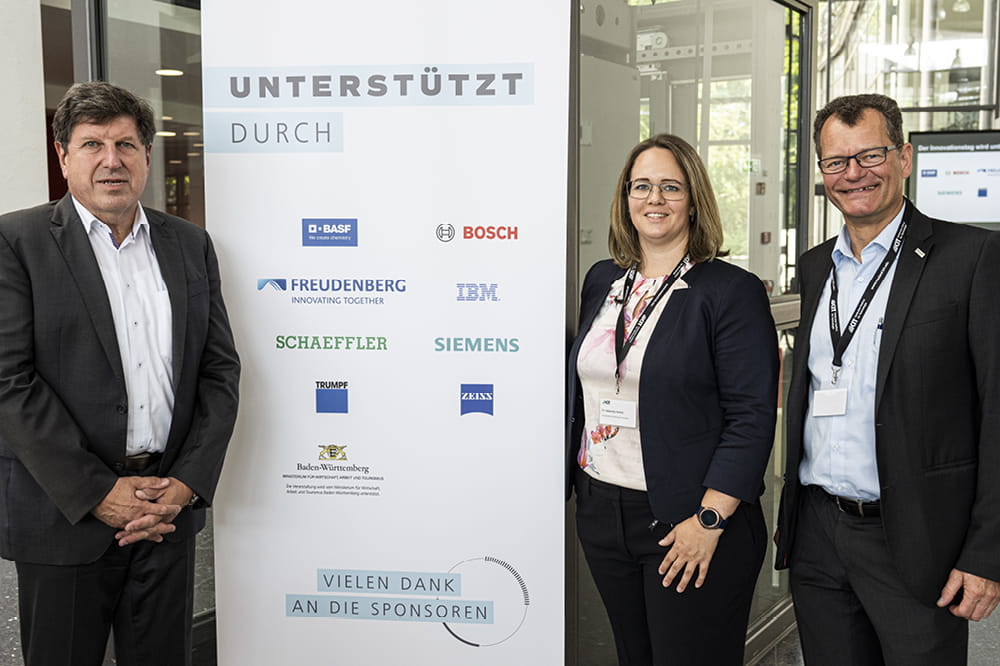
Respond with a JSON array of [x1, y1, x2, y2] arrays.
[[813, 0, 998, 240], [573, 1, 811, 662]]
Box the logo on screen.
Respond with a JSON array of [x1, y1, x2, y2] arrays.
[[460, 384, 494, 415], [920, 169, 938, 177], [463, 226, 518, 240], [316, 381, 349, 413], [303, 219, 358, 246]]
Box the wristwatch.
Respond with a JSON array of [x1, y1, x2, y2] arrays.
[[187, 493, 200, 509], [696, 505, 728, 530]]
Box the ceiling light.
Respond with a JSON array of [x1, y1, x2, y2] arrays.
[[156, 131, 177, 137], [952, 0, 971, 12], [156, 69, 184, 77]]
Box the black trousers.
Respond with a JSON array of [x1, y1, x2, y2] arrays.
[[16, 534, 196, 666], [574, 468, 766, 666], [789, 484, 968, 666]]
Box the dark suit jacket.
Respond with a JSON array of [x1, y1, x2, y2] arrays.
[[567, 258, 779, 523], [775, 200, 1000, 606], [0, 194, 240, 566]]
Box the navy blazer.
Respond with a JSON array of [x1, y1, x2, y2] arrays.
[[0, 194, 240, 565], [775, 201, 1000, 606], [567, 258, 779, 524]]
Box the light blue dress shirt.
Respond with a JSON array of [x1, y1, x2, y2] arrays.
[[800, 209, 905, 501]]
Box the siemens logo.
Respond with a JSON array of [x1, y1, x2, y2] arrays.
[[435, 337, 519, 352], [303, 218, 358, 246]]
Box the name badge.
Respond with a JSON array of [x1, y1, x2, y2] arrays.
[[600, 397, 637, 428], [812, 388, 848, 417]]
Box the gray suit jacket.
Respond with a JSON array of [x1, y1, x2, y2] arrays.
[[0, 194, 240, 565], [776, 200, 1000, 606]]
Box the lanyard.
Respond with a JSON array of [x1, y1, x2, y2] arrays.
[[827, 208, 910, 384], [613, 255, 689, 391]]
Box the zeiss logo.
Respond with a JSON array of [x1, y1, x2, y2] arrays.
[[921, 169, 938, 177], [303, 218, 358, 247], [460, 383, 494, 415], [258, 278, 287, 291], [456, 283, 499, 302], [316, 380, 349, 413]]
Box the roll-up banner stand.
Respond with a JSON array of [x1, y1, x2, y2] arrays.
[[203, 2, 569, 663]]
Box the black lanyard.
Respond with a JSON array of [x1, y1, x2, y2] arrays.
[[828, 207, 910, 384], [614, 256, 689, 390]]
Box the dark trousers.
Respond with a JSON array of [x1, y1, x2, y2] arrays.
[[16, 535, 196, 666], [789, 484, 968, 666], [574, 468, 766, 666]]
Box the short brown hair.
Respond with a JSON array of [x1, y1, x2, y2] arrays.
[[52, 82, 156, 148], [608, 134, 726, 267], [813, 94, 904, 158]]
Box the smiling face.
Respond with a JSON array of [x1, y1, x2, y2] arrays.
[[55, 114, 150, 231], [819, 107, 912, 233], [627, 147, 692, 257]]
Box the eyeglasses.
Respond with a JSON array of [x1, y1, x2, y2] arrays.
[[626, 180, 688, 201], [817, 145, 901, 175]]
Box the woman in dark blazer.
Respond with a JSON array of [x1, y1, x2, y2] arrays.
[[568, 134, 779, 665]]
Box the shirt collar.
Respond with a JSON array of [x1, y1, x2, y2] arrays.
[[72, 195, 149, 241], [831, 206, 905, 265]]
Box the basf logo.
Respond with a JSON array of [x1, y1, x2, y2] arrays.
[[460, 384, 494, 415], [302, 218, 358, 247], [921, 169, 938, 178], [316, 381, 349, 414], [456, 283, 499, 302]]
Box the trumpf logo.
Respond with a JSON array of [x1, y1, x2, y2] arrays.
[[303, 218, 358, 247], [460, 384, 494, 415], [456, 283, 499, 302], [316, 381, 349, 414]]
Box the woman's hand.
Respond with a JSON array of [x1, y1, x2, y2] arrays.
[[657, 516, 723, 592]]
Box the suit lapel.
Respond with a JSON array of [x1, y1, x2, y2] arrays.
[[48, 195, 124, 382], [875, 204, 933, 409], [147, 211, 187, 386]]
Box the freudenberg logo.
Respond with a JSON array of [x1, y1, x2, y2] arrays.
[[256, 277, 406, 305], [316, 381, 349, 414], [456, 283, 499, 302], [303, 218, 358, 247], [258, 278, 288, 291], [460, 384, 494, 415]]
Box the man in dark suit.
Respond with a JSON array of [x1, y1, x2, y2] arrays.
[[0, 82, 240, 665], [775, 93, 1000, 665]]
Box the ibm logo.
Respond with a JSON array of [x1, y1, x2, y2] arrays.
[[456, 283, 499, 302]]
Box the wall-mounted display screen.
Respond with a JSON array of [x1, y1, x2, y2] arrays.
[[908, 130, 1000, 225]]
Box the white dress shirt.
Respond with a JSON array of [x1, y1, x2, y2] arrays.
[[799, 208, 905, 501], [73, 197, 174, 455]]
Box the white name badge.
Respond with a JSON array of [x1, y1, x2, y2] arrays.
[[812, 388, 848, 417], [600, 397, 637, 428]]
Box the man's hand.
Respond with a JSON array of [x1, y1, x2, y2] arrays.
[[937, 569, 1000, 621], [112, 477, 194, 546], [92, 476, 181, 545]]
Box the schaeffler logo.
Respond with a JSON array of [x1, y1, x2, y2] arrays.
[[436, 224, 456, 242]]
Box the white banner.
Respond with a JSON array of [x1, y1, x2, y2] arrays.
[[203, 2, 569, 663]]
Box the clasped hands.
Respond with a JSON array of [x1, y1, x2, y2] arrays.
[[91, 476, 194, 546]]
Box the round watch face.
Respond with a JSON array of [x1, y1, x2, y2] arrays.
[[699, 508, 720, 528]]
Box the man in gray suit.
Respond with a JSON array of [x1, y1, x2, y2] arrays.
[[0, 82, 240, 665], [775, 94, 1000, 665]]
